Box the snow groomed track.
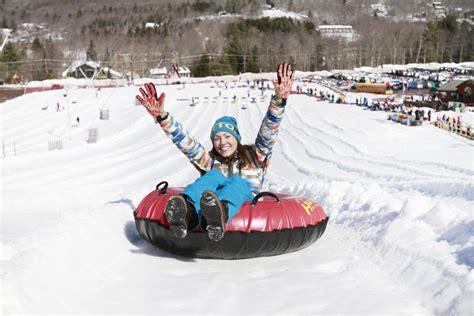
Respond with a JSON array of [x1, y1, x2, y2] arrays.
[[1, 80, 472, 314]]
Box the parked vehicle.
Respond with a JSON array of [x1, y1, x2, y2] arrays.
[[355, 82, 393, 94]]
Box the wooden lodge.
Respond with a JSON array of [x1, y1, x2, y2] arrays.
[[437, 79, 473, 106]]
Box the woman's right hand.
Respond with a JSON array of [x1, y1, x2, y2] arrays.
[[136, 82, 166, 123], [272, 62, 294, 104]]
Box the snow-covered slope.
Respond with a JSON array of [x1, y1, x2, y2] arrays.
[[1, 80, 472, 314], [261, 8, 308, 20]]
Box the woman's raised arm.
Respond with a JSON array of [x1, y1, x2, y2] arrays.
[[136, 83, 212, 172], [254, 63, 294, 173]]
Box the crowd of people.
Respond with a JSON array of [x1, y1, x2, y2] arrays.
[[434, 115, 471, 137], [292, 83, 473, 138]]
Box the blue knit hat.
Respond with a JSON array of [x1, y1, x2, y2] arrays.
[[210, 116, 241, 142]]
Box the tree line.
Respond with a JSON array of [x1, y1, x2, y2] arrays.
[[0, 0, 472, 82]]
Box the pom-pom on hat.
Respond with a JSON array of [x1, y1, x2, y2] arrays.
[[210, 116, 241, 142]]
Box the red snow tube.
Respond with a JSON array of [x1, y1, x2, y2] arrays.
[[134, 181, 329, 259]]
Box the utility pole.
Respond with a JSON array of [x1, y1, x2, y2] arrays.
[[0, 29, 11, 53], [64, 86, 71, 140], [208, 55, 211, 75]]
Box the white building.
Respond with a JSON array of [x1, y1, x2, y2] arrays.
[[371, 3, 388, 17], [145, 22, 160, 29], [148, 65, 191, 79], [62, 61, 124, 79], [432, 2, 443, 10], [149, 67, 168, 79], [175, 66, 191, 78], [431, 1, 447, 17], [316, 25, 356, 41]]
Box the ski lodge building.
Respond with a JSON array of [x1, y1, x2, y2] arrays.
[[148, 65, 191, 79], [437, 79, 474, 106], [316, 25, 356, 41], [62, 61, 124, 79]]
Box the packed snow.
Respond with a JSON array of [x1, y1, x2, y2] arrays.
[[261, 8, 308, 20], [190, 7, 308, 21], [1, 76, 473, 315]]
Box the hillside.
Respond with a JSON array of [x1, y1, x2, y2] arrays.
[[0, 0, 473, 83]]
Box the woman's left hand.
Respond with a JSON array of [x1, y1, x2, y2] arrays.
[[136, 82, 166, 123], [272, 62, 294, 103]]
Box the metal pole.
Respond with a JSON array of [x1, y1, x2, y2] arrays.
[[208, 55, 211, 75], [64, 86, 71, 140]]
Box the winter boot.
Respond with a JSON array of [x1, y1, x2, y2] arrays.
[[200, 190, 229, 242], [164, 194, 195, 239]]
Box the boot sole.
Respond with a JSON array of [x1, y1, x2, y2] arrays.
[[165, 196, 188, 239], [200, 191, 225, 242]]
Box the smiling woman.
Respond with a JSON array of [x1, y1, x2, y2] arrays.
[[211, 116, 239, 158], [136, 62, 298, 243]]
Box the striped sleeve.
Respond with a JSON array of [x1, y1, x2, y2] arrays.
[[159, 113, 212, 171], [254, 97, 286, 173]]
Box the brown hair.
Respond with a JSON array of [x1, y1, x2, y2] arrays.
[[210, 142, 255, 171]]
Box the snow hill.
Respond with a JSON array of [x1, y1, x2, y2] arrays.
[[1, 78, 473, 314], [261, 8, 308, 20]]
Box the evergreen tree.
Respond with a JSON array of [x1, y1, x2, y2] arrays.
[[103, 47, 112, 65], [266, 0, 274, 8], [246, 45, 260, 73], [31, 37, 43, 51], [288, 55, 295, 67], [10, 19, 16, 32], [1, 16, 7, 28], [86, 39, 97, 61], [0, 42, 20, 63], [248, 1, 260, 16], [216, 56, 233, 75], [311, 42, 325, 70], [193, 54, 212, 77], [193, 53, 233, 77], [0, 42, 21, 82], [225, 27, 244, 74], [44, 53, 55, 79], [422, 21, 439, 62], [225, 0, 245, 14], [33, 50, 54, 80], [438, 15, 457, 33]]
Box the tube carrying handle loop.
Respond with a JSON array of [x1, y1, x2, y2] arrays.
[[156, 181, 168, 195], [251, 192, 280, 206]]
